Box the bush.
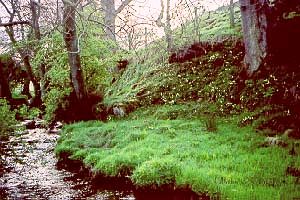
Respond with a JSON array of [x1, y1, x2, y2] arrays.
[[0, 99, 17, 139], [16, 104, 41, 120]]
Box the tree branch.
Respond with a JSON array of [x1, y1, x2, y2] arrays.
[[0, 21, 31, 27], [116, 0, 133, 14], [156, 0, 165, 27]]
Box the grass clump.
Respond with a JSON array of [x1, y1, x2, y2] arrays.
[[131, 156, 181, 187], [55, 104, 300, 199]]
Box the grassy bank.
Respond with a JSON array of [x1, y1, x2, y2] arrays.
[[55, 104, 300, 199]]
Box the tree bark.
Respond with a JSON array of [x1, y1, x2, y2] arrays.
[[239, 0, 267, 76], [30, 0, 41, 40], [21, 78, 32, 99], [194, 7, 201, 42], [63, 0, 86, 101], [101, 0, 116, 41], [165, 0, 173, 51]]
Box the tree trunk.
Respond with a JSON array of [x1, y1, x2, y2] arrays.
[[229, 0, 235, 28], [240, 0, 300, 76], [22, 53, 42, 106], [239, 0, 267, 76], [30, 0, 41, 40], [30, 0, 47, 98], [156, 0, 173, 52], [21, 78, 32, 99], [0, 61, 12, 100], [63, 0, 86, 101], [101, 0, 133, 42], [165, 0, 173, 51], [1, 1, 42, 106], [194, 7, 201, 42], [101, 0, 116, 41]]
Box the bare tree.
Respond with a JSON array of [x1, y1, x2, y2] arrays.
[[0, 0, 42, 106], [101, 0, 134, 41], [156, 0, 173, 51]]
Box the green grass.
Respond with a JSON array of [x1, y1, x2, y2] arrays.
[[55, 104, 300, 199]]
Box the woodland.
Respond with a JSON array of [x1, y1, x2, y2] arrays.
[[0, 0, 300, 199]]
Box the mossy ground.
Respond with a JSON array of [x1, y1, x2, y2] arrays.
[[55, 103, 300, 199]]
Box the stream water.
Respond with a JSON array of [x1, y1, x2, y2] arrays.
[[0, 126, 202, 200]]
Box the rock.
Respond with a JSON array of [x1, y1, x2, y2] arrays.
[[35, 119, 46, 129], [48, 128, 61, 134], [113, 106, 125, 117], [55, 121, 63, 129], [21, 120, 36, 129], [263, 136, 287, 147]]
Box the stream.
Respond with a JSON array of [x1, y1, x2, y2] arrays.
[[0, 123, 202, 200]]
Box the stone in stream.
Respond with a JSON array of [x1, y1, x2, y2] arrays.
[[48, 128, 61, 134], [21, 120, 36, 129], [48, 121, 63, 134], [35, 119, 46, 129]]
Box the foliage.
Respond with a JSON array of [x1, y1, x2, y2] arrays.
[[126, 101, 217, 120], [240, 77, 276, 110], [0, 99, 17, 139], [55, 107, 300, 199], [54, 5, 300, 199], [79, 20, 123, 93], [44, 87, 71, 122], [31, 20, 127, 121], [31, 32, 72, 122], [16, 104, 41, 120]]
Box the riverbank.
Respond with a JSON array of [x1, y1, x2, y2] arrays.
[[55, 104, 300, 199]]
